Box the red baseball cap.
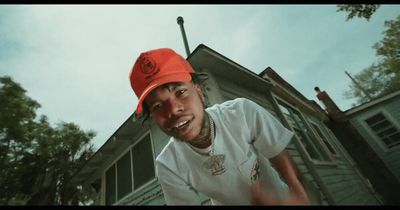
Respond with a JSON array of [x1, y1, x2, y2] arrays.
[[129, 48, 195, 115]]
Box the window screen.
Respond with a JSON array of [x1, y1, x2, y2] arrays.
[[132, 134, 155, 190], [117, 151, 132, 200], [365, 113, 400, 149], [105, 165, 116, 205]]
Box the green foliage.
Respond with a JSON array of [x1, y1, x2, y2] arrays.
[[373, 16, 400, 76], [344, 65, 393, 105], [0, 76, 97, 205], [337, 4, 380, 21], [344, 15, 400, 106], [0, 76, 39, 205]]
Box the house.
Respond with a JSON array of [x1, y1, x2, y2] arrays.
[[316, 88, 400, 205], [69, 44, 384, 205]]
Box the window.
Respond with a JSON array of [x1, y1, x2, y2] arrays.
[[277, 101, 331, 162], [365, 112, 400, 149], [105, 165, 116, 205], [104, 133, 155, 205], [132, 134, 155, 189], [310, 122, 337, 155], [117, 152, 132, 200]]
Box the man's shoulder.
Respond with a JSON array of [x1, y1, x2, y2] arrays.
[[222, 97, 250, 105], [206, 98, 258, 124], [208, 97, 253, 110], [208, 98, 272, 123], [155, 138, 177, 163]]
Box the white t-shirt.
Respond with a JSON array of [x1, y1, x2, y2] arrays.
[[155, 98, 293, 205]]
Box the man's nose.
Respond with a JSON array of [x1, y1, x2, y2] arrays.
[[167, 99, 184, 118]]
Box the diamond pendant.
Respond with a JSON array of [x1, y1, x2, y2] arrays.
[[203, 154, 226, 176]]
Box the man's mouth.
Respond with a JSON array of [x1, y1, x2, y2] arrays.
[[174, 120, 191, 129], [169, 117, 194, 131]]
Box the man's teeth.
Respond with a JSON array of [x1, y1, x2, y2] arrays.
[[175, 120, 189, 128]]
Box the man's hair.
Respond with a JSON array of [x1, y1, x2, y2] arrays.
[[136, 72, 209, 125]]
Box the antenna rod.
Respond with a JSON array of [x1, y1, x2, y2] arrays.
[[345, 71, 373, 100], [177, 16, 190, 57]]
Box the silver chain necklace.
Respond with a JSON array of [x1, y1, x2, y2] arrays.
[[203, 112, 226, 176], [208, 112, 215, 156]]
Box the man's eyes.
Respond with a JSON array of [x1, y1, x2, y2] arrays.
[[176, 89, 187, 96], [150, 103, 162, 112], [149, 88, 188, 112]]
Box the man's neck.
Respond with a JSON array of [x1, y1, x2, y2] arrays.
[[188, 112, 212, 149]]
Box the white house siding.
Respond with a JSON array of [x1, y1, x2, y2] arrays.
[[349, 96, 400, 181]]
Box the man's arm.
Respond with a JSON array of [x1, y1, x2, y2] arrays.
[[270, 149, 310, 204], [251, 149, 310, 205]]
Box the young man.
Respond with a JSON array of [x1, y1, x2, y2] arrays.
[[129, 48, 310, 205]]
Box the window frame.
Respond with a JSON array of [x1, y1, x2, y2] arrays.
[[104, 164, 116, 205], [308, 120, 339, 157], [116, 149, 133, 201], [360, 109, 400, 152], [272, 95, 335, 165], [130, 131, 157, 193], [103, 131, 157, 205]]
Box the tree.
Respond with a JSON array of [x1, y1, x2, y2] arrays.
[[337, 4, 380, 21], [344, 15, 400, 105], [0, 76, 40, 205], [373, 16, 400, 79], [344, 65, 393, 105], [0, 76, 97, 205], [24, 117, 96, 205]]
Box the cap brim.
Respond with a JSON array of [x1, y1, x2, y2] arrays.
[[135, 72, 192, 115]]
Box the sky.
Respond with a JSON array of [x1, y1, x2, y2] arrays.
[[1, 4, 399, 150]]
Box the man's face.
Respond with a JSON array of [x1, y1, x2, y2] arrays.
[[144, 81, 205, 142]]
